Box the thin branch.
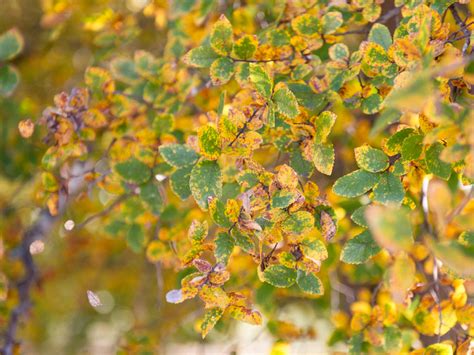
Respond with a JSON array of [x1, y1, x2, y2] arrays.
[[445, 186, 473, 224], [73, 194, 131, 230], [450, 5, 472, 56], [2, 209, 59, 354], [228, 106, 264, 147]]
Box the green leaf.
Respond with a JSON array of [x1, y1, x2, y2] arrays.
[[114, 158, 151, 184], [263, 265, 297, 288], [333, 169, 380, 197], [170, 166, 193, 200], [291, 14, 321, 37], [201, 307, 224, 339], [368, 23, 392, 50], [0, 65, 19, 97], [84, 67, 114, 95], [424, 343, 454, 355], [232, 229, 255, 253], [301, 239, 328, 262], [249, 63, 272, 99], [313, 111, 336, 143], [373, 172, 405, 205], [215, 232, 234, 265], [159, 144, 199, 168], [190, 160, 223, 210], [340, 230, 381, 264], [459, 231, 474, 246], [232, 34, 258, 60], [281, 211, 315, 235], [152, 113, 174, 135], [210, 14, 233, 55], [425, 142, 452, 180], [365, 205, 414, 253], [370, 108, 401, 137], [313, 143, 335, 176], [0, 28, 23, 61], [209, 198, 233, 228], [127, 223, 145, 252], [272, 84, 300, 119], [355, 144, 389, 173], [329, 43, 350, 61], [296, 270, 323, 295], [401, 134, 423, 161], [322, 11, 343, 34], [351, 205, 368, 228], [384, 128, 415, 155], [198, 124, 221, 159], [361, 93, 383, 114], [110, 57, 140, 84], [210, 57, 234, 85], [183, 45, 219, 68], [271, 190, 298, 209], [140, 181, 164, 215]]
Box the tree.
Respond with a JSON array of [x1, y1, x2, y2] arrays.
[[1, 0, 473, 353]]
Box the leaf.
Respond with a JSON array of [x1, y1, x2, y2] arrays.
[[333, 169, 380, 197], [232, 35, 257, 60], [215, 232, 234, 264], [351, 205, 368, 227], [0, 28, 23, 61], [201, 308, 225, 338], [320, 210, 336, 241], [271, 190, 298, 209], [322, 11, 343, 34], [190, 160, 223, 210], [329, 43, 350, 61], [84, 67, 115, 95], [159, 144, 199, 168], [313, 111, 336, 144], [0, 65, 19, 97], [140, 181, 164, 215], [127, 223, 145, 252], [361, 93, 383, 114], [340, 230, 381, 264], [401, 134, 424, 161], [424, 343, 454, 355], [296, 270, 323, 295], [210, 57, 234, 85], [291, 14, 321, 37], [373, 172, 405, 205], [249, 63, 272, 99], [228, 305, 262, 325], [183, 45, 219, 68], [368, 23, 392, 50], [188, 220, 208, 245], [355, 144, 389, 173], [110, 57, 140, 84], [198, 124, 221, 159], [301, 239, 328, 262], [18, 119, 35, 138], [370, 108, 401, 136], [425, 142, 452, 180], [313, 143, 335, 175], [272, 84, 300, 119], [209, 198, 233, 227], [281, 211, 315, 235], [428, 239, 474, 279], [170, 165, 193, 200], [114, 158, 151, 184], [210, 14, 233, 56], [384, 128, 415, 155], [263, 265, 297, 288], [388, 252, 416, 303], [86, 290, 102, 308], [365, 205, 414, 253], [199, 285, 230, 309]]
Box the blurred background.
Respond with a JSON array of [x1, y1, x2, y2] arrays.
[[0, 1, 341, 353]]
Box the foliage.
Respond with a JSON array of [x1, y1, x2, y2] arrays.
[[1, 0, 474, 353]]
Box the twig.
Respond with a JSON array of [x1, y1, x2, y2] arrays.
[[228, 106, 264, 147], [1, 209, 59, 354], [73, 193, 131, 230], [450, 5, 472, 56], [445, 186, 473, 224]]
